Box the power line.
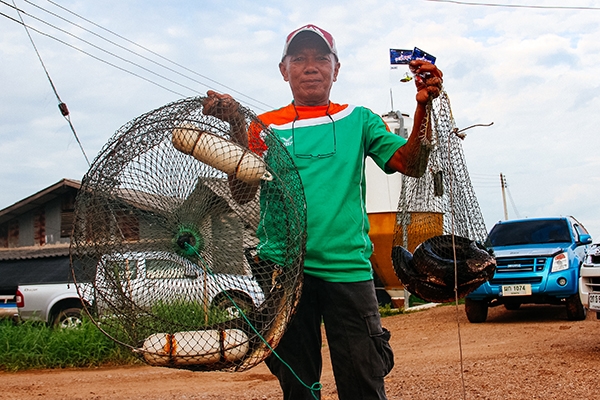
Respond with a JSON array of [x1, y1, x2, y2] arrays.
[[24, 0, 203, 85], [505, 184, 521, 219], [0, 8, 188, 97], [1, 0, 273, 112], [11, 0, 90, 166], [42, 0, 274, 111], [424, 0, 600, 10], [3, 0, 203, 97], [470, 173, 500, 188]]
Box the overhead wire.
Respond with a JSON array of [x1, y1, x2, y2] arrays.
[[10, 0, 90, 166], [0, 8, 188, 98], [0, 0, 273, 112], [469, 173, 500, 189], [423, 0, 600, 10], [504, 178, 521, 218], [42, 0, 274, 112], [2, 0, 206, 98], [31, 0, 273, 111]]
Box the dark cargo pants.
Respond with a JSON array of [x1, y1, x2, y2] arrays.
[[265, 274, 394, 400]]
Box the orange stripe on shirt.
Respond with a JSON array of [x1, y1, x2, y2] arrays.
[[249, 103, 349, 154]]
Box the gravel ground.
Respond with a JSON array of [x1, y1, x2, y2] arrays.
[[1, 303, 599, 399]]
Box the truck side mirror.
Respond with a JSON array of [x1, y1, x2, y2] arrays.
[[579, 233, 592, 245]]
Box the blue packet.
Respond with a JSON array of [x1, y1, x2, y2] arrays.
[[411, 47, 436, 64]]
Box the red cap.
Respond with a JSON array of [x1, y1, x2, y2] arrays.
[[282, 24, 338, 61]]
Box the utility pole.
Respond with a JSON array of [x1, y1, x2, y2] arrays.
[[500, 173, 508, 220]]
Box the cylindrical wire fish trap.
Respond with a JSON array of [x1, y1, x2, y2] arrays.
[[392, 92, 495, 303], [70, 96, 307, 371]]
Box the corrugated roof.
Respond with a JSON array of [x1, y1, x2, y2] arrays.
[[0, 244, 71, 261]]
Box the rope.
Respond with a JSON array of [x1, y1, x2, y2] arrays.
[[446, 122, 468, 400], [12, 0, 90, 166], [186, 243, 322, 399], [441, 95, 493, 399]]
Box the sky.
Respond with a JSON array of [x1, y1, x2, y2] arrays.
[[1, 0, 599, 240]]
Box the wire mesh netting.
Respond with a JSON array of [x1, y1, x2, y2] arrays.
[[393, 92, 495, 303], [71, 96, 307, 371]]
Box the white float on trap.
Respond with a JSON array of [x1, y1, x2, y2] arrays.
[[172, 124, 272, 184], [142, 329, 249, 366]]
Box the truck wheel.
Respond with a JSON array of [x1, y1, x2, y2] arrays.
[[213, 293, 253, 319], [53, 307, 84, 329], [565, 294, 587, 321], [465, 298, 488, 323]]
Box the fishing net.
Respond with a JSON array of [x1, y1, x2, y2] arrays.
[[392, 91, 495, 303], [70, 96, 306, 371]]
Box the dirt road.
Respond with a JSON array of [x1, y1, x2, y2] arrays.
[[2, 303, 599, 400]]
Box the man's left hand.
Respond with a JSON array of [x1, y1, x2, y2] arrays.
[[409, 60, 443, 104]]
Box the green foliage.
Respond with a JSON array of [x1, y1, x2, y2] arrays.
[[150, 299, 231, 328], [442, 297, 466, 306], [0, 318, 138, 372], [408, 295, 428, 308], [378, 304, 402, 317], [90, 299, 240, 348]]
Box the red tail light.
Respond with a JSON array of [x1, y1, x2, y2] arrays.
[[16, 289, 24, 308]]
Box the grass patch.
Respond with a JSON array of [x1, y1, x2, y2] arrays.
[[379, 303, 402, 317], [99, 299, 241, 346], [378, 295, 465, 317], [150, 299, 235, 328], [408, 295, 430, 308], [0, 318, 138, 372]]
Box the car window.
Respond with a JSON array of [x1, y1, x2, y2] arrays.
[[105, 259, 138, 280], [488, 219, 571, 246], [146, 259, 190, 279], [573, 224, 588, 240]]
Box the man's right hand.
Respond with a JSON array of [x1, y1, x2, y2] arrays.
[[202, 90, 247, 145], [202, 90, 242, 123]]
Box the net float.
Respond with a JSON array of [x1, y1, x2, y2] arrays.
[[172, 124, 272, 184], [141, 329, 249, 366]]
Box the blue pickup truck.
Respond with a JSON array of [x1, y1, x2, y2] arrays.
[[465, 216, 592, 323]]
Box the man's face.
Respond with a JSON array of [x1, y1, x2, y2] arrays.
[[279, 47, 340, 107]]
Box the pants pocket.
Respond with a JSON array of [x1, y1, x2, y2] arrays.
[[365, 314, 395, 377]]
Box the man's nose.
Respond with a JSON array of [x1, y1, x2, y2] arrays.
[[303, 58, 319, 72]]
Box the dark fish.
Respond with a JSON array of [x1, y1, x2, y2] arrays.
[[392, 235, 495, 303]]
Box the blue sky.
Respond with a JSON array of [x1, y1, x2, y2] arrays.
[[1, 0, 600, 239]]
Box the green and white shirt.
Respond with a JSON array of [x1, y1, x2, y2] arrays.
[[252, 102, 406, 283]]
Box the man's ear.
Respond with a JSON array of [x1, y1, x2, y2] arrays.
[[332, 61, 341, 82], [279, 62, 290, 82]]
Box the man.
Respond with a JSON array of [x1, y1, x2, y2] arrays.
[[203, 24, 443, 400]]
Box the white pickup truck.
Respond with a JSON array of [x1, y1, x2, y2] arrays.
[[16, 250, 265, 328], [0, 287, 18, 321], [579, 243, 600, 318], [16, 282, 92, 328]]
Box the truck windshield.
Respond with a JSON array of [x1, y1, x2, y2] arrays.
[[487, 219, 571, 247]]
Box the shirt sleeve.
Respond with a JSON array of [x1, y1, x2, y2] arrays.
[[363, 108, 407, 173], [248, 120, 268, 156]]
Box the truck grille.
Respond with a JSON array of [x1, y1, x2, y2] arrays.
[[494, 257, 547, 273], [490, 277, 543, 285], [586, 277, 600, 292]]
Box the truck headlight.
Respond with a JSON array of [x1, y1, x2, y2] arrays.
[[551, 252, 569, 273]]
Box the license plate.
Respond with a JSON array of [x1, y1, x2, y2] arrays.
[[589, 293, 600, 311], [502, 284, 532, 296]]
